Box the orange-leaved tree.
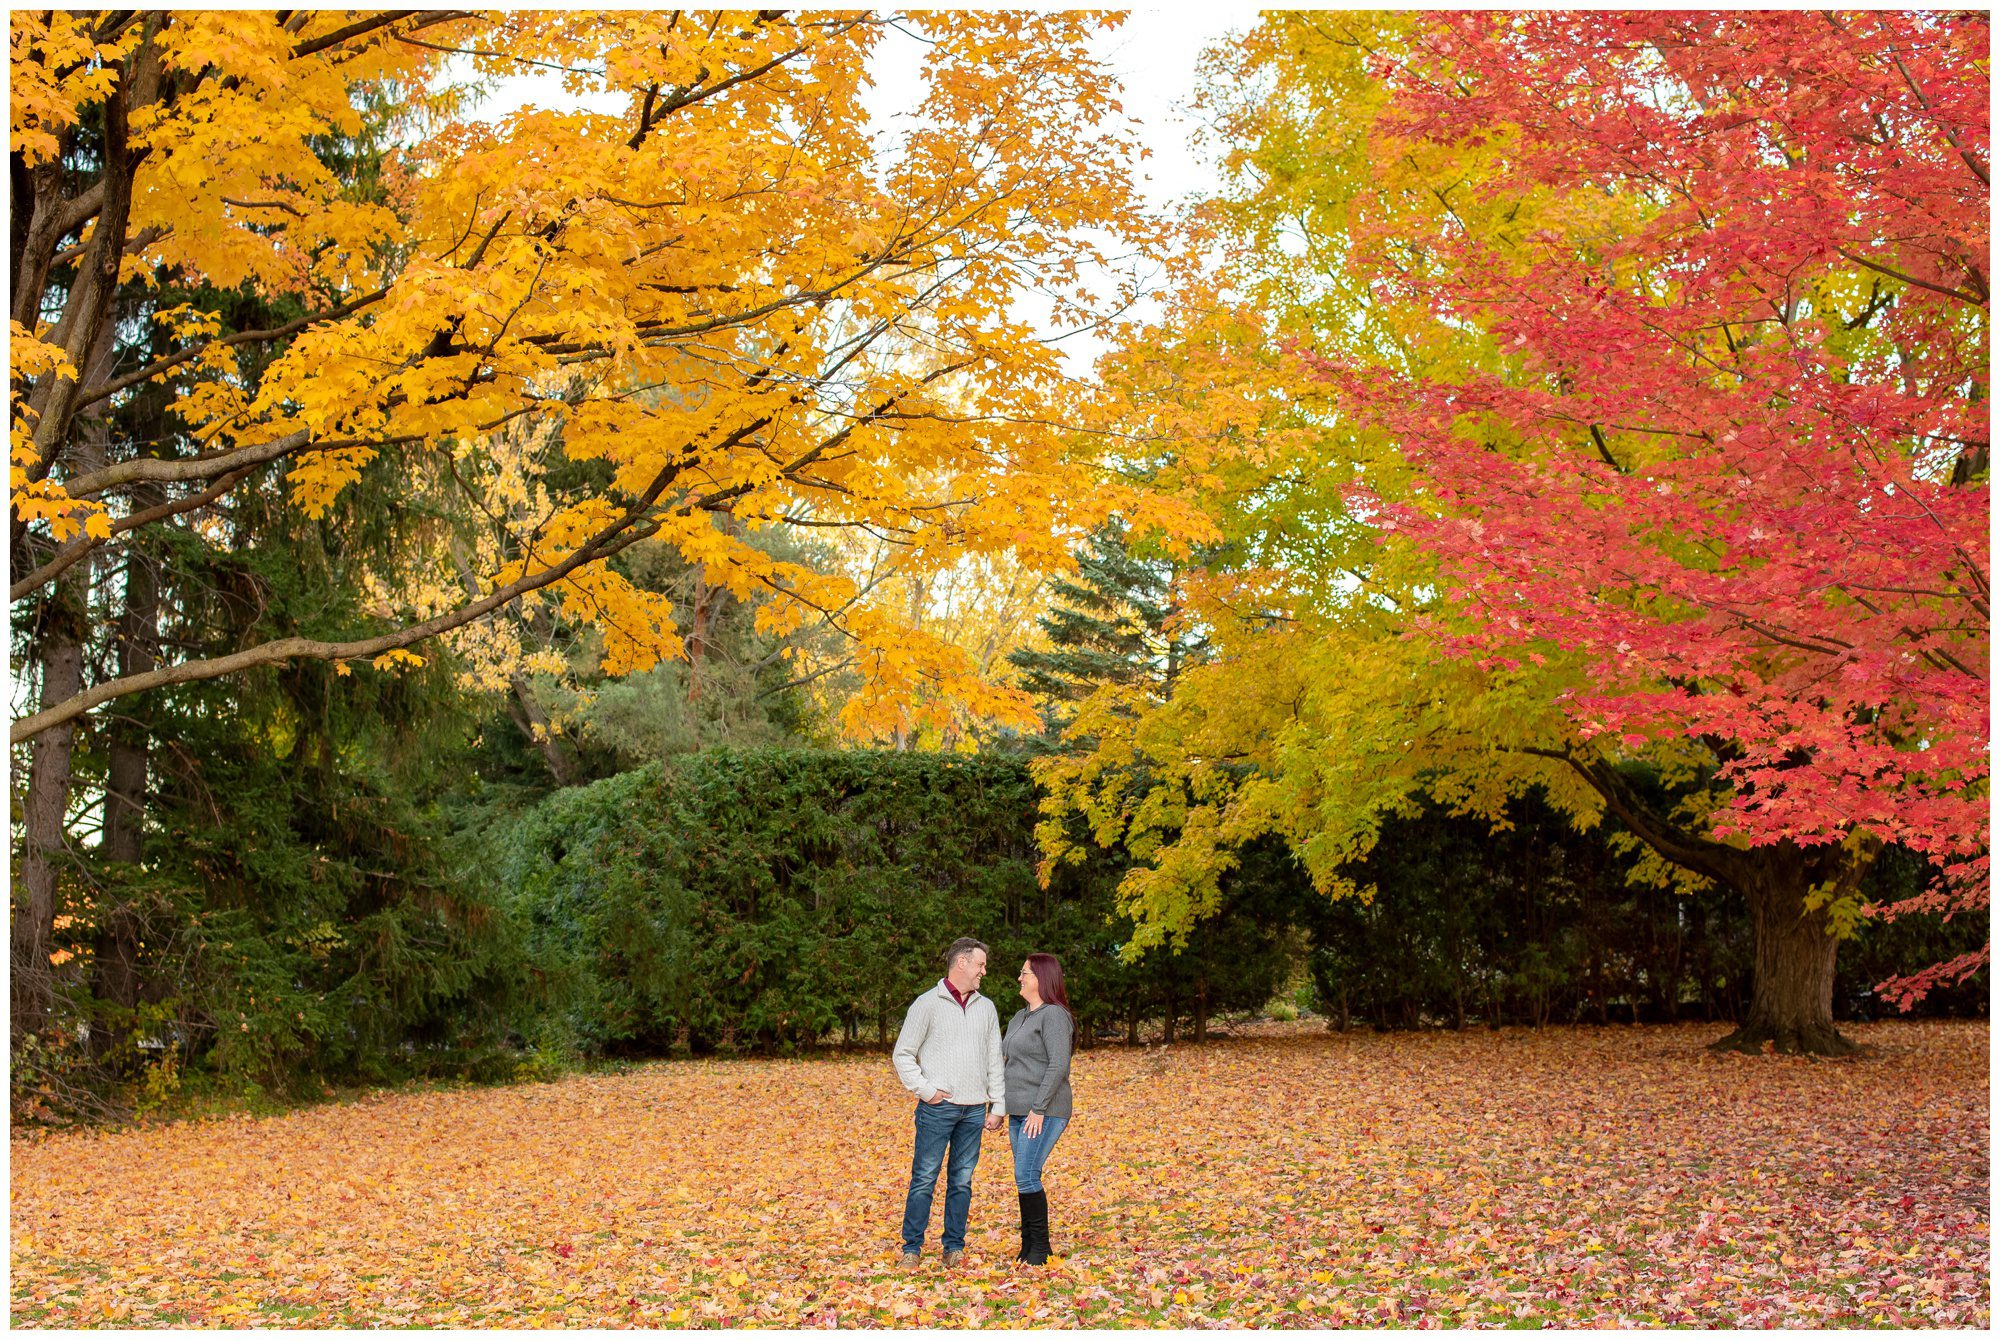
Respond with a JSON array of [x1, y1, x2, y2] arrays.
[[9, 9, 1197, 1037]]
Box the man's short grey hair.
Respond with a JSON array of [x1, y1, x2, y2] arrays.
[[945, 936, 989, 970]]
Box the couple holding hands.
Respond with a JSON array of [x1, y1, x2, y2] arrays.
[[891, 937, 1074, 1268]]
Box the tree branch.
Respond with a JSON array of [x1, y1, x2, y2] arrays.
[[10, 465, 259, 604], [60, 429, 315, 500], [290, 11, 467, 60], [74, 287, 391, 413], [1833, 247, 1986, 308], [1516, 745, 1749, 889], [11, 453, 691, 745]]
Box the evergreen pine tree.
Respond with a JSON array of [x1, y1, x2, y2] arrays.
[[1008, 523, 1206, 748]]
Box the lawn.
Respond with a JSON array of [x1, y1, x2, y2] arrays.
[[10, 1021, 1988, 1328]]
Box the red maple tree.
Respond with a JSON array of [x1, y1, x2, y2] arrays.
[[1328, 11, 1987, 1050]]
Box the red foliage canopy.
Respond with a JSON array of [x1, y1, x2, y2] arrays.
[[1334, 12, 1989, 1001]]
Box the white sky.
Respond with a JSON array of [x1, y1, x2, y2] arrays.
[[472, 10, 1253, 373]]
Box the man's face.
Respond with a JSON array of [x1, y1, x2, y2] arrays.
[[950, 948, 987, 992]]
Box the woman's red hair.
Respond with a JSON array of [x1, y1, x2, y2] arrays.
[[1025, 952, 1070, 1012]]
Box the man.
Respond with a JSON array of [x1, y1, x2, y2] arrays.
[[892, 936, 1006, 1268]]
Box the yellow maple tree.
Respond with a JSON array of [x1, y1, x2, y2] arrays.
[[10, 9, 1192, 746]]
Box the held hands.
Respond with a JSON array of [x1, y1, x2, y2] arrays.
[[983, 1113, 1004, 1132]]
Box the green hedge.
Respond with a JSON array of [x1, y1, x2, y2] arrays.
[[1304, 796, 1988, 1031], [491, 751, 1987, 1058], [491, 749, 1299, 1056]]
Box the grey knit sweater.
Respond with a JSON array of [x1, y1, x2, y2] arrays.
[[1001, 1004, 1073, 1121], [892, 980, 1006, 1109]]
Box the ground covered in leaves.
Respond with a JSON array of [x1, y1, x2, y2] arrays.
[[11, 1021, 1989, 1328]]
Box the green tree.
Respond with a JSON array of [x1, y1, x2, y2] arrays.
[[1008, 523, 1205, 745]]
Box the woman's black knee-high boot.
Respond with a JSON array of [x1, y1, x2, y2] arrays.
[[1015, 1192, 1032, 1262], [1020, 1189, 1050, 1265]]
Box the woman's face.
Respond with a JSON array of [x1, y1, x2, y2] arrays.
[[1018, 962, 1039, 999]]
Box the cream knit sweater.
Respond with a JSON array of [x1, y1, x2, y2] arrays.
[[891, 980, 1007, 1111]]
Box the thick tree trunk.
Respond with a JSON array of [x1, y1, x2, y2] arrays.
[[1559, 756, 1876, 1060], [1710, 870, 1857, 1057], [12, 591, 86, 1045], [13, 309, 119, 1047]]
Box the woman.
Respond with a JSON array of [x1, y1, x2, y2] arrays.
[[1002, 952, 1074, 1264]]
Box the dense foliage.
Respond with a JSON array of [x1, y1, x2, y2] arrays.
[[10, 13, 1983, 1128], [10, 473, 549, 1111], [1040, 9, 1988, 1056], [493, 750, 1985, 1063], [1308, 800, 1988, 1035], [15, 740, 1984, 1122], [10, 8, 1197, 1066], [490, 749, 1299, 1058]]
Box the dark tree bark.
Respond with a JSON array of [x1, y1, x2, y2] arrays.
[[12, 303, 123, 1049], [1546, 751, 1880, 1056], [92, 528, 162, 1058], [1710, 864, 1860, 1056], [11, 587, 86, 1044], [1193, 976, 1209, 1044]]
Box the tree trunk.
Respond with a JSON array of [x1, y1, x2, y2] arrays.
[[93, 536, 160, 1059], [1193, 977, 1208, 1044], [505, 671, 577, 786], [685, 566, 728, 702], [1124, 997, 1139, 1046], [1710, 869, 1858, 1057], [11, 589, 86, 1045], [1558, 757, 1875, 1059]]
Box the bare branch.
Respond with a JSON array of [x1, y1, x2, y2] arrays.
[[12, 452, 692, 745]]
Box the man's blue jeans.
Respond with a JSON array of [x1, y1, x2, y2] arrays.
[[1007, 1113, 1069, 1192], [901, 1100, 986, 1253]]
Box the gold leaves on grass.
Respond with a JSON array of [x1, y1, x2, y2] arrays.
[[10, 1022, 1989, 1327]]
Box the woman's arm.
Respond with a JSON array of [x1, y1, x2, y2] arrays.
[[1029, 1008, 1073, 1114]]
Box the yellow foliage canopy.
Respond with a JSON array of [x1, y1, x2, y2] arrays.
[[10, 9, 1205, 743]]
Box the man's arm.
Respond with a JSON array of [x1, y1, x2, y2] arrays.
[[983, 1003, 1006, 1119], [891, 997, 937, 1101]]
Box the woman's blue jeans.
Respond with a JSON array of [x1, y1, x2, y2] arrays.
[[901, 1100, 987, 1254], [1007, 1113, 1069, 1193]]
